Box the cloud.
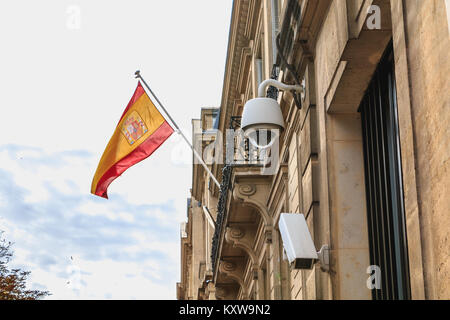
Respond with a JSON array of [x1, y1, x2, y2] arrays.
[[0, 144, 180, 299], [0, 0, 233, 299]]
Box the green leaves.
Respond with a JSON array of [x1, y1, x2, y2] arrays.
[[0, 231, 50, 300]]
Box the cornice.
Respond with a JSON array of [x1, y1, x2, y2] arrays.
[[212, 0, 252, 193], [218, 0, 250, 151]]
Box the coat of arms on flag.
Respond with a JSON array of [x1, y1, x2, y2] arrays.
[[121, 111, 148, 145]]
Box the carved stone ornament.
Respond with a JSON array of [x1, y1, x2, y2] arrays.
[[229, 227, 245, 239], [238, 184, 256, 196], [252, 267, 259, 280], [264, 228, 273, 244], [222, 261, 237, 272]]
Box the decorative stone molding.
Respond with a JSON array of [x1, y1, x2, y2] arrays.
[[264, 226, 273, 244], [218, 260, 245, 290], [252, 265, 259, 280], [233, 182, 272, 227], [222, 261, 237, 272], [238, 184, 256, 196], [225, 226, 257, 265], [228, 226, 245, 239]]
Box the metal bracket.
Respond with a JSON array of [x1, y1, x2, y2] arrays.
[[317, 245, 330, 272]]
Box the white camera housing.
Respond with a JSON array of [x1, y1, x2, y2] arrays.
[[278, 213, 329, 271], [241, 97, 285, 135]]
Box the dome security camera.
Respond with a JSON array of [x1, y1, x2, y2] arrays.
[[240, 79, 304, 149], [241, 97, 284, 149], [241, 97, 284, 130]]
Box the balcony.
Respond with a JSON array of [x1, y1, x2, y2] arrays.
[[210, 117, 276, 299]]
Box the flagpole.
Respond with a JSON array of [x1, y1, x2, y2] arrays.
[[134, 70, 221, 189]]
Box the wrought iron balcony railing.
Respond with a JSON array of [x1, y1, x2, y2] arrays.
[[227, 116, 265, 166], [211, 164, 232, 273]]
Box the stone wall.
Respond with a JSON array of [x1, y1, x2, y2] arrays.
[[180, 0, 450, 300], [396, 0, 450, 299]]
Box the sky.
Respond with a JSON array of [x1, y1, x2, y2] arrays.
[[0, 0, 232, 299]]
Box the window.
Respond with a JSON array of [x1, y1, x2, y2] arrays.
[[359, 42, 411, 300]]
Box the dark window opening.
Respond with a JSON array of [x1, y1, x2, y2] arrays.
[[359, 42, 411, 300]]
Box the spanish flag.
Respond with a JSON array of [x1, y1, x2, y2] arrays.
[[91, 83, 174, 198]]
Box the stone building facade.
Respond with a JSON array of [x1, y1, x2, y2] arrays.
[[177, 0, 449, 300]]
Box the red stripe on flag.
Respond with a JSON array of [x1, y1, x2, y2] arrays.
[[118, 82, 146, 125], [94, 121, 174, 199]]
